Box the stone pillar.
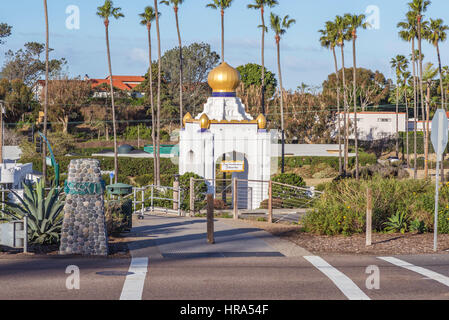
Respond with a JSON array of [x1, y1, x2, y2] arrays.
[[60, 159, 108, 256]]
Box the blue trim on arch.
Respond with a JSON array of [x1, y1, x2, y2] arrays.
[[212, 92, 236, 98]]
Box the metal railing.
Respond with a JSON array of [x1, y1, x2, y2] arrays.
[[131, 185, 183, 216]]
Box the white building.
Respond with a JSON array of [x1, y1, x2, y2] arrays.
[[179, 62, 273, 210], [338, 112, 407, 141]]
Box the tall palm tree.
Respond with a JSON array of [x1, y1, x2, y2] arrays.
[[408, 0, 431, 176], [345, 13, 369, 179], [398, 11, 421, 179], [206, 0, 234, 63], [426, 18, 448, 182], [403, 71, 412, 167], [334, 15, 351, 174], [391, 55, 408, 159], [270, 13, 295, 174], [42, 0, 49, 186], [319, 21, 343, 175], [423, 63, 438, 179], [154, 0, 162, 186], [161, 0, 185, 128], [139, 6, 159, 185], [248, 0, 278, 116], [97, 0, 124, 184]]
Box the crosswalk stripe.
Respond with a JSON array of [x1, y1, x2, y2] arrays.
[[120, 257, 149, 300], [304, 256, 370, 300], [378, 256, 449, 288]]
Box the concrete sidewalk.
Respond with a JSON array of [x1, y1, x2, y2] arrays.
[[127, 214, 311, 259]]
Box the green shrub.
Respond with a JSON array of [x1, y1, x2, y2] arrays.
[[303, 177, 435, 236], [272, 173, 306, 187], [384, 211, 408, 234], [105, 198, 132, 235]]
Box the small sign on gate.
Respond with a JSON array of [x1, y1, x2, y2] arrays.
[[220, 161, 245, 173]]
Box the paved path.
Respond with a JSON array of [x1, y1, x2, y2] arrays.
[[2, 214, 449, 301]]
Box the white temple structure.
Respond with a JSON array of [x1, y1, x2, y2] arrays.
[[179, 62, 273, 210]]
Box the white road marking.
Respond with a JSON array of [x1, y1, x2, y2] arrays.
[[304, 256, 370, 300], [378, 256, 449, 288], [120, 257, 149, 300]]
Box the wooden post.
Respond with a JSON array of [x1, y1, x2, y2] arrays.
[[141, 189, 145, 215], [189, 177, 194, 217], [233, 178, 238, 220], [366, 188, 372, 246], [207, 194, 215, 244], [173, 176, 179, 211], [268, 180, 273, 223]]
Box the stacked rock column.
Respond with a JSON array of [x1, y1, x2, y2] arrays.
[[60, 159, 108, 256]]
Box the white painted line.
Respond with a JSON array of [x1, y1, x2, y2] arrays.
[[120, 257, 149, 300], [378, 256, 449, 288], [304, 256, 370, 300]]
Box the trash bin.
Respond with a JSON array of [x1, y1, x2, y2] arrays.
[[106, 183, 133, 197]]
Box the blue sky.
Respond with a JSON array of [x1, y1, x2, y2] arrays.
[[1, 0, 449, 90]]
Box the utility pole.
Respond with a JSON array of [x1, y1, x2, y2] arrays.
[[0, 100, 4, 165]]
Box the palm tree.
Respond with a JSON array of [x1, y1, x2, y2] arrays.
[[139, 6, 159, 185], [97, 0, 124, 184], [345, 13, 369, 179], [161, 0, 185, 128], [423, 63, 438, 179], [270, 13, 295, 174], [319, 21, 343, 175], [391, 55, 409, 159], [206, 0, 234, 63], [154, 0, 162, 186], [408, 0, 431, 176], [426, 18, 448, 182], [334, 15, 351, 174], [248, 0, 278, 116], [403, 71, 412, 167], [42, 0, 49, 186]]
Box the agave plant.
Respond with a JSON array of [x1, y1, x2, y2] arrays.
[[1, 180, 64, 245], [384, 211, 409, 234]]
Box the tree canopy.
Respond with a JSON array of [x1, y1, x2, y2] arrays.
[[236, 63, 277, 98]]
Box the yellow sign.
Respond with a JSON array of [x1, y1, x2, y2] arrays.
[[220, 161, 245, 173]]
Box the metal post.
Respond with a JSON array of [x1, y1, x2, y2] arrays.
[[434, 157, 441, 252], [133, 187, 136, 213], [151, 185, 154, 212], [268, 180, 273, 223], [23, 215, 28, 254], [178, 188, 182, 216], [366, 188, 372, 246], [207, 194, 215, 244], [281, 130, 285, 174], [233, 178, 238, 220], [189, 177, 194, 217], [141, 189, 145, 215]]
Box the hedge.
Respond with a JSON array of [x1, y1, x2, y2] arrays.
[[282, 152, 377, 171]]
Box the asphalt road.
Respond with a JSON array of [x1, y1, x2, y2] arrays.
[[1, 215, 449, 300]]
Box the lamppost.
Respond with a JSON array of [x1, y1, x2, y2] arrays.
[[0, 100, 4, 165]]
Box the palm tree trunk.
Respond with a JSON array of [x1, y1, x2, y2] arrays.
[[175, 7, 183, 128], [396, 82, 399, 158], [436, 43, 445, 183], [260, 6, 265, 116], [332, 47, 343, 175], [404, 83, 410, 167], [276, 37, 285, 173], [352, 35, 359, 179], [43, 0, 49, 186], [340, 45, 349, 174], [105, 21, 119, 184], [425, 82, 430, 179], [154, 0, 162, 185], [221, 9, 224, 62], [412, 38, 418, 179], [147, 24, 157, 185], [418, 17, 427, 178]]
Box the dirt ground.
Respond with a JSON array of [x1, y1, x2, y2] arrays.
[[243, 220, 449, 255]]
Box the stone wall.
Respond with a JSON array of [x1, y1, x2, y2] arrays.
[[59, 159, 108, 256]]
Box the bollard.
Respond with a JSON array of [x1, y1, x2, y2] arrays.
[[366, 188, 372, 246], [268, 180, 273, 223], [207, 194, 214, 244], [173, 176, 179, 211]]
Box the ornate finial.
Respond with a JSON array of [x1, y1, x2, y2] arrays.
[[199, 113, 210, 130], [183, 112, 192, 127], [207, 62, 241, 96], [256, 114, 267, 129]]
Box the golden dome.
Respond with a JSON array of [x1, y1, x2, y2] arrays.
[[199, 113, 210, 130], [182, 112, 192, 127], [207, 62, 241, 93], [256, 114, 267, 129]]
